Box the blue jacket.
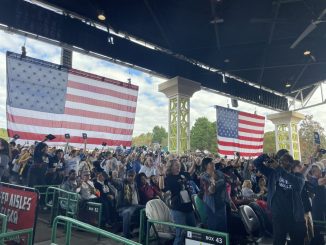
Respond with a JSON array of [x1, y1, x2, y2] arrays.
[[253, 154, 305, 222]]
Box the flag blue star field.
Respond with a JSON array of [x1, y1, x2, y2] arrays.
[[6, 52, 138, 148], [216, 106, 265, 157]]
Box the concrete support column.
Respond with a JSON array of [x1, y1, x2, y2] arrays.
[[159, 76, 201, 154], [267, 111, 305, 160]]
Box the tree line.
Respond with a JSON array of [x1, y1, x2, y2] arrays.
[[132, 115, 326, 162]]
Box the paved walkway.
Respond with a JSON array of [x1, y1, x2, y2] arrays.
[[34, 212, 138, 245]]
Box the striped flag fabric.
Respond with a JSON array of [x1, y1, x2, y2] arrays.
[[216, 106, 265, 158], [6, 52, 138, 149]]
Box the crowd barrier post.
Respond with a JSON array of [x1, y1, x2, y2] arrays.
[[138, 208, 147, 243], [0, 213, 8, 233], [51, 215, 141, 245], [145, 219, 230, 245], [0, 213, 8, 244]]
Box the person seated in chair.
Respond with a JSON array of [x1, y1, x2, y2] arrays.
[[93, 171, 117, 226], [113, 169, 144, 238], [136, 172, 161, 205], [77, 170, 99, 201]]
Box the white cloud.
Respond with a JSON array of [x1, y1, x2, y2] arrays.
[[0, 29, 325, 140]]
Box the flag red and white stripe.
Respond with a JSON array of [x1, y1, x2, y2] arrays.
[[6, 52, 138, 149], [216, 106, 265, 158]]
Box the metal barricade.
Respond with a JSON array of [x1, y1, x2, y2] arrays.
[[51, 215, 141, 245]]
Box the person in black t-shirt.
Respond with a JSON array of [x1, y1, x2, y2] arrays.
[[159, 159, 196, 245], [254, 151, 306, 245]]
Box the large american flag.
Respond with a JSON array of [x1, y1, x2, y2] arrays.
[[216, 106, 265, 158], [6, 52, 138, 149]]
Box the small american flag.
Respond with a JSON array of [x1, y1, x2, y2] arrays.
[[216, 106, 265, 158], [6, 52, 138, 149]]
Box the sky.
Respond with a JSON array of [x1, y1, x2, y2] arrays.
[[0, 30, 325, 137]]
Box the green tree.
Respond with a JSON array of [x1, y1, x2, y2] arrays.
[[299, 115, 326, 163], [132, 132, 153, 146], [190, 117, 217, 153], [152, 126, 168, 145], [263, 131, 276, 153]]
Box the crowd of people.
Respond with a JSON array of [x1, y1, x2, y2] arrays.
[[0, 137, 325, 245]]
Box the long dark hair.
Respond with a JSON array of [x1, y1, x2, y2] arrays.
[[33, 142, 48, 163], [0, 138, 10, 156], [136, 172, 147, 188]]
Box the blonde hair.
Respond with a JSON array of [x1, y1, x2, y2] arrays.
[[242, 180, 252, 189]]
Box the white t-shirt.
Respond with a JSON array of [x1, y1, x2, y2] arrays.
[[139, 165, 156, 177]]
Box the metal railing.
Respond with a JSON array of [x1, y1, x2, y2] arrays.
[[34, 184, 59, 199], [0, 213, 7, 234], [145, 219, 230, 245], [0, 228, 33, 245], [51, 215, 141, 245], [45, 186, 80, 224]]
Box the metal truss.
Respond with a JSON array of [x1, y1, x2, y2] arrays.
[[288, 81, 326, 111]]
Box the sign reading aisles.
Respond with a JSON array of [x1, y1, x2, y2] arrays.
[[0, 183, 38, 244]]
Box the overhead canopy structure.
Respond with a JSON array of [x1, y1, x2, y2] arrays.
[[1, 0, 326, 111]]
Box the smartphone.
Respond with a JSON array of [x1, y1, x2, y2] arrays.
[[65, 133, 71, 139], [314, 132, 321, 145], [82, 133, 87, 140]]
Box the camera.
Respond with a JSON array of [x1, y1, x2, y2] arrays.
[[64, 133, 70, 139]]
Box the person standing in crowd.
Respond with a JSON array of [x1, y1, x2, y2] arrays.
[[188, 156, 203, 187], [254, 150, 306, 245], [200, 157, 228, 232], [159, 159, 196, 245], [46, 149, 66, 185], [309, 162, 326, 245], [0, 138, 10, 182], [291, 160, 314, 245], [27, 142, 49, 187]]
